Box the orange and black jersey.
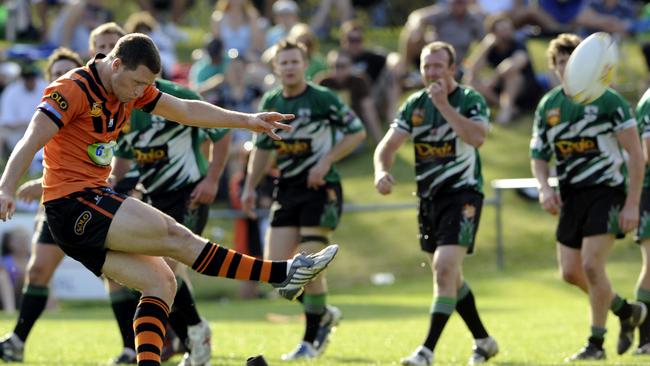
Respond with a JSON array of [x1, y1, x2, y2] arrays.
[[37, 54, 161, 202]]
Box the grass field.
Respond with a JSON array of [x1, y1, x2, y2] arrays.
[[0, 263, 647, 365]]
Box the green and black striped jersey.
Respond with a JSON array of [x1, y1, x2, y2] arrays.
[[114, 79, 228, 195], [391, 86, 489, 197], [530, 86, 635, 190], [636, 88, 650, 188], [254, 83, 364, 183]]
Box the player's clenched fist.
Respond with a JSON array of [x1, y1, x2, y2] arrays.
[[374, 171, 395, 195], [539, 186, 561, 216]]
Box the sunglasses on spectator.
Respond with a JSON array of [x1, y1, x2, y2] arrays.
[[347, 36, 363, 44]]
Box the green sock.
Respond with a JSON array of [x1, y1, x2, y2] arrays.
[[431, 296, 456, 315], [303, 293, 327, 314], [610, 294, 632, 319], [591, 326, 607, 339], [589, 326, 606, 348], [303, 293, 327, 344], [423, 296, 456, 351]]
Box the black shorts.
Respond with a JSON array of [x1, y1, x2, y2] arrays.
[[636, 187, 650, 243], [44, 187, 128, 276], [33, 208, 56, 245], [418, 190, 483, 254], [270, 180, 343, 229], [557, 185, 625, 249], [148, 182, 209, 235]]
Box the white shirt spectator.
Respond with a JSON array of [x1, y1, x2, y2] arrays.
[[0, 76, 48, 153]]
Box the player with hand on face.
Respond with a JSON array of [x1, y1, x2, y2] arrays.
[[374, 41, 497, 366]]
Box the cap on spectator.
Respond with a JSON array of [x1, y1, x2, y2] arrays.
[[272, 0, 298, 15], [20, 62, 39, 78]]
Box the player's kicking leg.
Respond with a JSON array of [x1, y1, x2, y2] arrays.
[[106, 197, 338, 295], [41, 188, 336, 366]]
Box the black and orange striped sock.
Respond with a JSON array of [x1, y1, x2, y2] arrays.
[[192, 242, 288, 284], [133, 296, 169, 366]]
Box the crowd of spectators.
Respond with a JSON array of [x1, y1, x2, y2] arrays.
[[2, 0, 649, 160]]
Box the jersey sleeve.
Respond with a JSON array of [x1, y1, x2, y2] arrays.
[[328, 91, 365, 135], [609, 92, 636, 132], [390, 98, 414, 134], [134, 84, 163, 113], [530, 101, 552, 161], [204, 128, 230, 142], [36, 79, 86, 128], [637, 96, 650, 140], [464, 90, 490, 125]]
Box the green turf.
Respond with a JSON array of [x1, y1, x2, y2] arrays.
[[0, 263, 647, 365]]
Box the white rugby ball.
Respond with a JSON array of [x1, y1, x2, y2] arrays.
[[563, 32, 618, 105]]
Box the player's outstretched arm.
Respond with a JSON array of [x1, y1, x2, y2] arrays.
[[0, 112, 59, 221], [151, 93, 293, 139]]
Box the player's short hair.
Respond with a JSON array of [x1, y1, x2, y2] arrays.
[[274, 39, 308, 62], [88, 22, 126, 53], [110, 33, 161, 74], [547, 33, 582, 69], [421, 41, 456, 67], [45, 47, 83, 81]]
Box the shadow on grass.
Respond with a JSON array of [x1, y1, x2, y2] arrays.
[[325, 355, 381, 364]]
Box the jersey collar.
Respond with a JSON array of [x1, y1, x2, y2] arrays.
[[88, 53, 109, 95]]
